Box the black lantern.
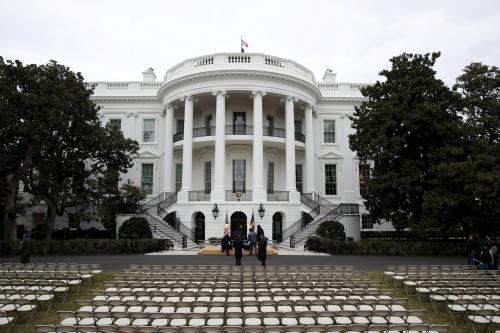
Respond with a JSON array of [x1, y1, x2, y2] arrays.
[[258, 203, 265, 219], [212, 204, 219, 219]]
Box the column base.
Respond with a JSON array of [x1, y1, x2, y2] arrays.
[[288, 190, 301, 203], [252, 189, 267, 202], [177, 190, 189, 202], [211, 189, 226, 202]]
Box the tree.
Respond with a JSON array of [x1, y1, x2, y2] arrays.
[[119, 217, 152, 239], [316, 221, 346, 240], [0, 58, 139, 240], [349, 52, 465, 234]]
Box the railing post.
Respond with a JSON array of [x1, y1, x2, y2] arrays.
[[182, 235, 187, 248], [290, 235, 295, 248]]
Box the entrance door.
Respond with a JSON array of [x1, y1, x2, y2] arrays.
[[194, 212, 205, 242], [230, 211, 247, 240], [272, 212, 283, 242]]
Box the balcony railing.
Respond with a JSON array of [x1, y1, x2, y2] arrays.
[[188, 191, 211, 201], [193, 126, 215, 138], [267, 191, 289, 201], [263, 126, 286, 139], [225, 125, 253, 135], [173, 132, 183, 142], [295, 132, 305, 143], [226, 191, 252, 201]]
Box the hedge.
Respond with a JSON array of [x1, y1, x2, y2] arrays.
[[305, 236, 467, 256], [361, 230, 466, 240], [0, 238, 165, 256]]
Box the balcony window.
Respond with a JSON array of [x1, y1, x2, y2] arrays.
[[325, 164, 337, 195], [233, 112, 246, 134], [323, 120, 336, 143], [141, 163, 154, 194], [267, 115, 274, 136], [176, 119, 184, 133], [143, 119, 155, 142], [205, 115, 213, 136]]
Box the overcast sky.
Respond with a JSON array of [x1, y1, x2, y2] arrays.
[[1, 0, 499, 86]]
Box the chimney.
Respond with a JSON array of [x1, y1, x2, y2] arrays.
[[142, 68, 156, 82], [322, 68, 337, 83]]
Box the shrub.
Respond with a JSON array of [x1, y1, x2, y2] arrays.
[[0, 239, 164, 255], [305, 236, 467, 256], [119, 217, 152, 239], [316, 221, 346, 240]]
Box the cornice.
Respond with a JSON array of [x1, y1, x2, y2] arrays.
[[157, 70, 322, 103], [91, 96, 159, 102], [317, 97, 367, 104]]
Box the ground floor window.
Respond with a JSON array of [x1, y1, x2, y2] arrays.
[[33, 212, 45, 227], [233, 159, 246, 192], [325, 164, 337, 195], [204, 161, 211, 194], [141, 163, 154, 194], [362, 214, 375, 229], [267, 162, 274, 194], [68, 214, 80, 229]]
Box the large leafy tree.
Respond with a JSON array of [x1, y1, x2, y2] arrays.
[[0, 58, 139, 240], [349, 52, 465, 234]]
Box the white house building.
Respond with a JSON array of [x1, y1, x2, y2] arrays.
[[20, 52, 395, 246]]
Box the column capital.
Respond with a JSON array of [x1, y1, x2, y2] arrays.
[[251, 90, 267, 98], [180, 94, 192, 102], [212, 90, 227, 97]]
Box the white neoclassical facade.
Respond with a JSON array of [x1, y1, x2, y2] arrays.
[[89, 52, 392, 245]]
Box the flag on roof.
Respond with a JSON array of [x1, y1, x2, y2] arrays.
[[241, 37, 248, 53]]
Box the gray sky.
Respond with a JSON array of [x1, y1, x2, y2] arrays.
[[1, 0, 499, 86]]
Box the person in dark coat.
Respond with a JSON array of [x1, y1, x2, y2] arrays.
[[256, 225, 264, 240], [221, 234, 231, 256], [19, 232, 32, 264], [233, 235, 244, 266], [257, 233, 268, 267]]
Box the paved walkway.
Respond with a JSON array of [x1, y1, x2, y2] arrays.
[[0, 253, 465, 272]]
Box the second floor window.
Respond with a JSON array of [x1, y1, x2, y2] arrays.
[[109, 119, 121, 132], [175, 164, 182, 192], [267, 162, 274, 194], [323, 120, 336, 143], [233, 159, 246, 192], [143, 119, 155, 142], [296, 164, 303, 193], [233, 112, 246, 134], [176, 119, 184, 133], [359, 164, 370, 196]]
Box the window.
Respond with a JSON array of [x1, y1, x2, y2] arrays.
[[143, 119, 155, 142], [109, 119, 121, 131], [325, 164, 337, 195], [175, 164, 182, 192], [68, 214, 80, 229], [204, 161, 212, 194], [232, 160, 246, 192], [267, 162, 274, 194], [141, 163, 154, 194], [296, 164, 303, 193], [176, 119, 184, 133], [359, 164, 370, 196], [33, 213, 45, 227], [323, 120, 336, 143], [362, 214, 375, 229], [233, 112, 246, 134], [205, 115, 212, 136]]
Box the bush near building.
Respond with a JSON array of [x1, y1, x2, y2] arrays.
[[118, 217, 152, 239]]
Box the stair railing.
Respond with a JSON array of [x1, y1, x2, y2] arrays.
[[281, 193, 322, 242]]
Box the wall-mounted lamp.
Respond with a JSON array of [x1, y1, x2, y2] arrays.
[[212, 204, 219, 219], [258, 203, 265, 219]]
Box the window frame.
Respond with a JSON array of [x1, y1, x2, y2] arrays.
[[267, 161, 274, 194], [295, 164, 303, 193], [141, 163, 154, 195], [204, 161, 212, 194], [324, 163, 337, 196], [359, 164, 370, 197], [109, 118, 122, 132], [322, 119, 336, 144], [142, 119, 156, 143]]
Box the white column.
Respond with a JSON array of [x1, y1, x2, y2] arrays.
[[212, 90, 226, 201], [285, 95, 299, 201], [252, 90, 266, 201], [162, 103, 174, 193], [304, 104, 315, 193], [179, 95, 193, 201]]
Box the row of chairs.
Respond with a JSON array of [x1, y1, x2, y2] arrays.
[[115, 274, 364, 283], [92, 289, 394, 303], [0, 263, 102, 275], [55, 309, 427, 328], [76, 298, 410, 314], [127, 265, 355, 272], [34, 323, 450, 333]]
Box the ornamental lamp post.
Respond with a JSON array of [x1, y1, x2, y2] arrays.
[[258, 203, 265, 219], [212, 204, 219, 219]]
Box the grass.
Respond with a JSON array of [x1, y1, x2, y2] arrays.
[[8, 271, 499, 333]]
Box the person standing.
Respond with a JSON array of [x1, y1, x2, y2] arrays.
[[19, 232, 32, 264], [233, 235, 243, 266], [257, 233, 268, 267], [248, 228, 257, 255], [256, 225, 264, 240], [221, 233, 231, 256]]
